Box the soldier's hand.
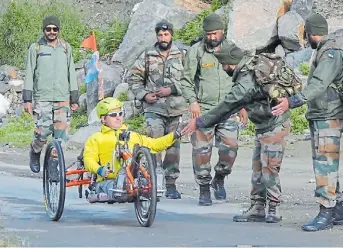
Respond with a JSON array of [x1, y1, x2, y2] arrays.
[[271, 98, 289, 116], [155, 87, 171, 97], [24, 102, 33, 115], [71, 103, 79, 111], [144, 92, 158, 104], [181, 118, 197, 135], [190, 101, 201, 118], [239, 108, 248, 125]]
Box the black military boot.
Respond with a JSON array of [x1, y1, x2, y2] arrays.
[[199, 185, 212, 206], [301, 205, 333, 232], [233, 200, 266, 222], [333, 201, 343, 225], [165, 184, 181, 199], [211, 174, 226, 200], [29, 150, 41, 173], [265, 201, 282, 223]]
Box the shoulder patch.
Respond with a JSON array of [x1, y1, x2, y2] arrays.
[[327, 49, 335, 59]]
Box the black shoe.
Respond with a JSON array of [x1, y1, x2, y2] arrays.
[[48, 156, 60, 183], [165, 185, 181, 199], [199, 185, 212, 206], [301, 205, 333, 232], [265, 201, 282, 223], [333, 201, 343, 225], [29, 150, 41, 173], [211, 174, 226, 200]]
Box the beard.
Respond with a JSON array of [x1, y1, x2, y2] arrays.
[[225, 67, 235, 77], [158, 40, 172, 51], [205, 37, 223, 49], [308, 35, 318, 49], [45, 34, 57, 42]]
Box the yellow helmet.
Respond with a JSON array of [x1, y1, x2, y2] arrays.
[[96, 97, 123, 118]]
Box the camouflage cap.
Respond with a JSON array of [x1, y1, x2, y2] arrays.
[[203, 13, 224, 32], [214, 43, 245, 65], [305, 13, 328, 36], [155, 19, 174, 35]]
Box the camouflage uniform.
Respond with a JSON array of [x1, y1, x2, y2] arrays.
[[181, 38, 240, 202], [286, 29, 343, 231], [31, 101, 71, 153], [196, 55, 291, 221], [127, 43, 187, 197], [23, 33, 78, 173]]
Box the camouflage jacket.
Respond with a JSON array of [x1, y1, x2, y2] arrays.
[[181, 39, 235, 114], [196, 57, 290, 134], [288, 33, 343, 120], [127, 43, 187, 117]]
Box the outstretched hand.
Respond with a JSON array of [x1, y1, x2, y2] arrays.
[[181, 118, 197, 136], [271, 98, 289, 116]]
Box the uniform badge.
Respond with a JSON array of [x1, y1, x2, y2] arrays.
[[328, 49, 334, 59]]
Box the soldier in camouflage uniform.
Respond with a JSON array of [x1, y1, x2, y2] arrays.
[[181, 13, 248, 206], [23, 15, 79, 176], [127, 20, 188, 199], [272, 13, 343, 231], [182, 43, 291, 223]]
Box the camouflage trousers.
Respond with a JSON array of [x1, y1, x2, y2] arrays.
[[30, 101, 71, 153], [250, 120, 290, 203], [309, 119, 343, 208], [191, 117, 239, 185], [145, 112, 181, 186]]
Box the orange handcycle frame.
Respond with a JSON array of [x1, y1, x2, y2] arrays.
[[42, 131, 164, 227]]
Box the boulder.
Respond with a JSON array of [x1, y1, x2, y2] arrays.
[[226, 0, 291, 51], [122, 100, 143, 119], [277, 10, 305, 52], [113, 83, 129, 99], [111, 0, 201, 69], [85, 62, 124, 116], [290, 0, 314, 21]]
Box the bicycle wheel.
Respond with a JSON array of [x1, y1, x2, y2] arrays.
[[42, 139, 66, 221], [133, 146, 157, 227]]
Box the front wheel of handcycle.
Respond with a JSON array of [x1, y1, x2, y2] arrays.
[[42, 139, 66, 221], [133, 146, 157, 227]]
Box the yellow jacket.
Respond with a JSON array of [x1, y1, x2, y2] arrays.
[[83, 123, 177, 182]]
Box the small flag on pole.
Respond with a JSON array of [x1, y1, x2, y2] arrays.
[[81, 32, 97, 51]]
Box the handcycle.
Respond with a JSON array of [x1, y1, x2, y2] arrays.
[[42, 130, 166, 227]]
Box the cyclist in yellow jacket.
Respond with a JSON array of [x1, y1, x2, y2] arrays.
[[83, 97, 183, 202]]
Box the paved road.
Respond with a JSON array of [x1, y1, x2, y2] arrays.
[[1, 142, 343, 247], [0, 173, 343, 247]]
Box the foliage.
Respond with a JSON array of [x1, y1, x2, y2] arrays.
[[299, 62, 310, 76], [0, 112, 34, 147], [92, 18, 129, 57], [126, 114, 147, 135], [70, 109, 88, 134], [117, 92, 129, 102], [0, 0, 89, 68]]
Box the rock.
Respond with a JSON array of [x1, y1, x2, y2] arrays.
[[0, 93, 10, 116], [67, 123, 101, 146], [127, 89, 136, 101], [275, 45, 286, 57], [78, 93, 87, 111], [0, 81, 11, 94], [328, 18, 343, 34], [277, 10, 305, 52], [122, 100, 143, 119], [111, 0, 200, 69], [290, 0, 314, 21], [285, 46, 313, 70], [226, 0, 288, 51], [76, 68, 86, 89], [113, 83, 129, 99], [88, 107, 100, 125], [85, 62, 124, 116]]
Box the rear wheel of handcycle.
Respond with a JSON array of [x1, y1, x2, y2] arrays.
[[133, 146, 157, 227], [42, 139, 66, 221]]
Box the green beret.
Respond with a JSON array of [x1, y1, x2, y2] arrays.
[[214, 43, 245, 65], [305, 13, 328, 35], [43, 15, 60, 30], [203, 13, 224, 32]]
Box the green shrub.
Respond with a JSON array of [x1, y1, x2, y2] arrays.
[[299, 62, 310, 76], [0, 0, 89, 68]]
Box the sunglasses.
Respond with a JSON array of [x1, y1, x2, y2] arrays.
[[106, 111, 123, 118], [45, 27, 59, 32]]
